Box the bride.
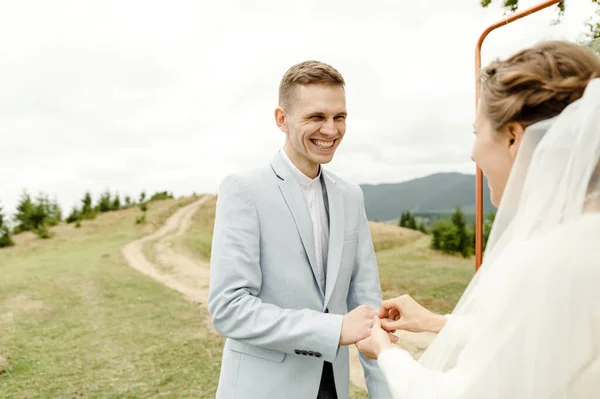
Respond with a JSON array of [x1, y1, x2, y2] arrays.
[[356, 40, 600, 398]]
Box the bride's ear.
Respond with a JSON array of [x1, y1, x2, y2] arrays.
[[505, 122, 525, 161]]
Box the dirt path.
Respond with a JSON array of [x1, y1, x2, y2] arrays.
[[121, 196, 212, 305], [121, 196, 434, 393]]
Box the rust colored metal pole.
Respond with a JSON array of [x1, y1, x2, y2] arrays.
[[474, 0, 562, 271]]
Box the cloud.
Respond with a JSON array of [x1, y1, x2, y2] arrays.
[[0, 0, 595, 215]]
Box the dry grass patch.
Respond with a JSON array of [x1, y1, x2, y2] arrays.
[[369, 221, 423, 252], [2, 294, 46, 314]]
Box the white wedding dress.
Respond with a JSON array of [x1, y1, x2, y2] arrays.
[[377, 79, 600, 399]]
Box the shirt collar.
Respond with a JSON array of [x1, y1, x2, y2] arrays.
[[279, 149, 321, 188]]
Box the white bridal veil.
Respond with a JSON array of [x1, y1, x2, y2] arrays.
[[400, 78, 600, 398]]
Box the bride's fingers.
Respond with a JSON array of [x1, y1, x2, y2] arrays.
[[378, 299, 398, 318], [381, 318, 404, 331], [380, 318, 396, 334], [388, 333, 399, 343]]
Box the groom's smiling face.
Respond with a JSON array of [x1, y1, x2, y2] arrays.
[[276, 83, 347, 176]]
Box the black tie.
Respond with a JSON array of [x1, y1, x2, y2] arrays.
[[317, 361, 337, 399]]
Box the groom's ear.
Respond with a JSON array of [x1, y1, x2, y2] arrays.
[[274, 106, 289, 133], [505, 122, 525, 161]]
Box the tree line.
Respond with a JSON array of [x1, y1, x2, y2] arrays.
[[399, 207, 496, 258], [0, 189, 175, 248]]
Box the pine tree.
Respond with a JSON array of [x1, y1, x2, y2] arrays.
[[417, 220, 428, 234], [431, 207, 473, 257], [66, 206, 81, 223], [112, 193, 121, 210], [80, 192, 95, 220], [399, 211, 419, 231], [451, 206, 471, 258], [13, 190, 35, 233], [408, 213, 417, 230], [149, 191, 173, 201], [0, 203, 14, 248], [97, 190, 113, 213], [482, 211, 496, 252], [470, 211, 496, 255], [48, 196, 62, 225], [399, 211, 408, 227], [12, 191, 55, 238], [431, 219, 459, 253], [31, 192, 51, 229]]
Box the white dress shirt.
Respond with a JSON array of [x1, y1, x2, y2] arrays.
[[280, 149, 329, 293]]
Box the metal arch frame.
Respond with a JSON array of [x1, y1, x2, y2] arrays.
[[474, 0, 563, 271]]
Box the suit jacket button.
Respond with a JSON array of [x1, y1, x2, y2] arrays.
[[308, 351, 314, 356], [315, 352, 322, 358], [301, 350, 308, 356], [294, 350, 301, 355]]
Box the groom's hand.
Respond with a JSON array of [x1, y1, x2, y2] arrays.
[[356, 316, 398, 360], [339, 305, 378, 345]]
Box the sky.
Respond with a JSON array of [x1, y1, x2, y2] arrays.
[[0, 0, 596, 216]]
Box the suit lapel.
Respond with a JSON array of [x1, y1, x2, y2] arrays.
[[279, 179, 321, 288], [323, 172, 344, 307], [271, 152, 322, 295]]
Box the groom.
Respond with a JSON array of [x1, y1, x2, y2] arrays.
[[208, 60, 392, 398]]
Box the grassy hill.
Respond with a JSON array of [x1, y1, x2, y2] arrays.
[[360, 172, 495, 222], [0, 195, 475, 398], [0, 197, 223, 398]]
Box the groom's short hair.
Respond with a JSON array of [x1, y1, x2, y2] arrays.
[[278, 60, 345, 110]]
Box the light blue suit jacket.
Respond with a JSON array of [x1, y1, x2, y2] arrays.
[[208, 151, 391, 398]]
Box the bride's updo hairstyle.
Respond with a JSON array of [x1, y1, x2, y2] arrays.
[[480, 40, 600, 131]]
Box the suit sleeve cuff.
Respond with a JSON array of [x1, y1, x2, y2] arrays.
[[290, 311, 343, 362], [320, 313, 344, 362], [309, 313, 344, 363]]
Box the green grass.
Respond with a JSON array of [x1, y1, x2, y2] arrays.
[[377, 236, 474, 314], [0, 198, 223, 398], [181, 196, 215, 261], [0, 195, 474, 399]]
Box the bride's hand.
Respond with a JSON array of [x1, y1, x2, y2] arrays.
[[356, 316, 397, 360], [378, 294, 447, 333]]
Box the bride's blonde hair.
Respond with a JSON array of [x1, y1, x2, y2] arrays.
[[480, 40, 600, 131]]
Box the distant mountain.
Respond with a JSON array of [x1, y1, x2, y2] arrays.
[[359, 172, 495, 222]]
